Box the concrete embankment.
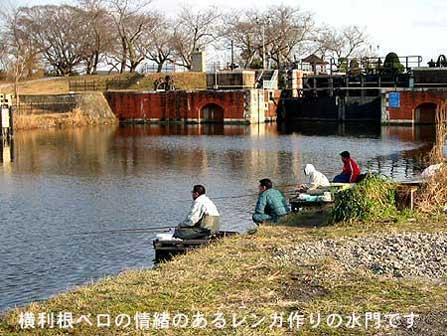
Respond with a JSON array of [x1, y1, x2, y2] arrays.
[[14, 92, 117, 130]]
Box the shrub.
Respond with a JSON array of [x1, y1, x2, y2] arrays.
[[330, 175, 398, 223], [382, 52, 405, 75]]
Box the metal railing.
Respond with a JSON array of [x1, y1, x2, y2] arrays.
[[263, 70, 278, 90], [139, 63, 188, 74], [295, 55, 424, 76]]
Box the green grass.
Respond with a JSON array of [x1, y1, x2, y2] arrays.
[[330, 175, 399, 223]]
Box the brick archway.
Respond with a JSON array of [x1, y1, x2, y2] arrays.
[[385, 90, 447, 124], [106, 90, 249, 123], [415, 102, 437, 124], [200, 103, 225, 122]]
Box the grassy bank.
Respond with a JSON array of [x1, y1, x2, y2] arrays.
[[0, 72, 207, 95], [1, 215, 446, 335], [0, 78, 69, 95]]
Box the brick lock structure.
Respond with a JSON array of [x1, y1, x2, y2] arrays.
[[383, 89, 447, 124], [106, 89, 279, 124]]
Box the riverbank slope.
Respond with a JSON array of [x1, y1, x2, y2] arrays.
[[14, 92, 117, 129], [1, 217, 446, 335]]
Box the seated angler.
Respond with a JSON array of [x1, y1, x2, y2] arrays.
[[298, 164, 330, 194], [174, 185, 220, 240], [252, 178, 290, 225], [333, 151, 361, 183]]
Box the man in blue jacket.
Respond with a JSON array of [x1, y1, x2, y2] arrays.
[[252, 178, 290, 225]]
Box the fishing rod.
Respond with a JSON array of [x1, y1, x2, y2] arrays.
[[75, 226, 173, 236], [75, 185, 299, 236], [174, 183, 298, 202]]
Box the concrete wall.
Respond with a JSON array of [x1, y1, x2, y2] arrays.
[[191, 51, 206, 72], [246, 90, 264, 123], [14, 92, 117, 129], [206, 71, 256, 89], [287, 70, 306, 97]]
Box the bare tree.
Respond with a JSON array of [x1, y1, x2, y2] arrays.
[[76, 0, 115, 74], [0, 37, 9, 73], [221, 5, 315, 69], [16, 5, 90, 75], [105, 0, 156, 73], [264, 5, 315, 69], [171, 6, 222, 69], [0, 6, 41, 105], [315, 25, 369, 60], [221, 10, 261, 68], [145, 13, 174, 72]]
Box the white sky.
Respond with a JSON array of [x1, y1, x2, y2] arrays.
[[12, 0, 447, 64]]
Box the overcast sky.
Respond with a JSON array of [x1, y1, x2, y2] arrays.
[[13, 0, 447, 64]]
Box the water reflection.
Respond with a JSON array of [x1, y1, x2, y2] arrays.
[[278, 120, 382, 138], [0, 122, 437, 311], [0, 139, 14, 163]]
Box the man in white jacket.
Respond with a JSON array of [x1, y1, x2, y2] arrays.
[[174, 185, 220, 239], [298, 164, 330, 193]]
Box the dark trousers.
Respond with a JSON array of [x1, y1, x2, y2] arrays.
[[173, 226, 211, 240], [333, 173, 351, 183]]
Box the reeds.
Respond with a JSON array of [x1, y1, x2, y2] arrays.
[[428, 100, 447, 164], [416, 100, 447, 213]]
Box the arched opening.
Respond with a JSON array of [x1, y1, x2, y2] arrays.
[[200, 103, 224, 123], [415, 102, 437, 124]]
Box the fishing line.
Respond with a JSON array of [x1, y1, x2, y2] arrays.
[[173, 183, 297, 202], [75, 184, 298, 236]]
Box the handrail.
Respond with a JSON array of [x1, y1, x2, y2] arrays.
[[255, 70, 265, 88], [262, 70, 278, 90]]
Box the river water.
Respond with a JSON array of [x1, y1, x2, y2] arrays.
[[0, 122, 436, 311]]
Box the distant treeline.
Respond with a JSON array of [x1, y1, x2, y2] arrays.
[[0, 0, 371, 79]]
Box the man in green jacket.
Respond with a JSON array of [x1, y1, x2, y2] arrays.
[[252, 178, 290, 225]]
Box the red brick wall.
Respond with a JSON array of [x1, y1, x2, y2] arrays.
[[190, 91, 246, 120], [387, 90, 447, 122], [106, 90, 248, 121]]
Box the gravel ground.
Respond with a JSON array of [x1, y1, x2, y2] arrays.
[[396, 311, 447, 336], [274, 232, 447, 279]]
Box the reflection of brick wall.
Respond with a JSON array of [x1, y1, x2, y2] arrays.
[[386, 89, 447, 123], [106, 90, 249, 122]]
